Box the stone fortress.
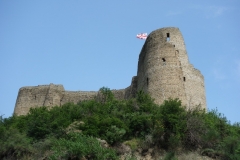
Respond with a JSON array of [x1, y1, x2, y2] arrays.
[[14, 27, 206, 116]]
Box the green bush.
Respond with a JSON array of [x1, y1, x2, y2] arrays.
[[106, 125, 126, 144], [128, 112, 153, 138], [183, 107, 207, 150], [27, 107, 53, 139], [32, 137, 55, 159], [81, 115, 128, 144], [124, 138, 140, 151], [202, 109, 234, 149], [27, 103, 82, 139], [164, 152, 177, 160], [202, 128, 220, 148], [50, 133, 118, 160], [153, 98, 187, 149], [136, 90, 156, 113], [219, 136, 240, 160], [0, 128, 33, 159], [98, 87, 115, 103]]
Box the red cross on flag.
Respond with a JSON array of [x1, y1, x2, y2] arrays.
[[136, 33, 147, 40]]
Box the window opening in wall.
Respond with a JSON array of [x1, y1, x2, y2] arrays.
[[162, 58, 166, 65], [183, 77, 186, 81], [166, 33, 170, 41], [147, 78, 149, 86], [173, 45, 175, 47]]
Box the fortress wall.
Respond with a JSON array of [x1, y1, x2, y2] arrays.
[[59, 88, 133, 105], [111, 89, 126, 100], [14, 86, 47, 115], [182, 64, 206, 109], [61, 91, 98, 105], [129, 76, 138, 98], [14, 84, 64, 115], [42, 84, 64, 107], [14, 83, 134, 116], [124, 76, 138, 99]]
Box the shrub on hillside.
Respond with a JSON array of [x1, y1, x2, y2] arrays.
[[80, 114, 128, 144], [97, 87, 115, 103], [219, 136, 240, 160], [0, 127, 33, 159], [27, 107, 55, 139], [153, 98, 187, 150], [50, 133, 117, 160], [183, 106, 207, 150]]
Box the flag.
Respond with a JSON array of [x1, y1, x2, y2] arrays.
[[136, 33, 147, 39]]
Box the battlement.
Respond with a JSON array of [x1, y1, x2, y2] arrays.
[[14, 27, 206, 116]]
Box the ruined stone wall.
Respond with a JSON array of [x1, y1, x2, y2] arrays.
[[14, 84, 64, 115], [60, 91, 98, 105], [124, 76, 138, 99], [14, 82, 137, 116], [182, 64, 206, 109]]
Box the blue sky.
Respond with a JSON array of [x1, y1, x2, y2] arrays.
[[0, 1, 239, 123]]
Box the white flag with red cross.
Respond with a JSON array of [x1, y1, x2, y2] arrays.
[[136, 33, 147, 40]]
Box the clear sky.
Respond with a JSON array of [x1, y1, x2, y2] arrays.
[[0, 1, 239, 123]]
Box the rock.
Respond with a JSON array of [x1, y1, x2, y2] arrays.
[[96, 138, 109, 148]]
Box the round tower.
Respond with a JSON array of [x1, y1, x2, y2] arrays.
[[137, 27, 187, 105], [137, 27, 206, 109]]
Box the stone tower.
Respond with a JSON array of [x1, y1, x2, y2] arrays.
[[137, 27, 206, 109]]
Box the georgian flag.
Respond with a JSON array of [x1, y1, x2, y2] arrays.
[[136, 33, 147, 40]]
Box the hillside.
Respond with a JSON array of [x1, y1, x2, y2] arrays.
[[1, 88, 240, 159]]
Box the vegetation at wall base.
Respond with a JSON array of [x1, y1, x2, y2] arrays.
[[0, 87, 239, 159]]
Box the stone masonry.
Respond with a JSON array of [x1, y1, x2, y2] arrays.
[[14, 27, 206, 116], [137, 27, 206, 109]]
